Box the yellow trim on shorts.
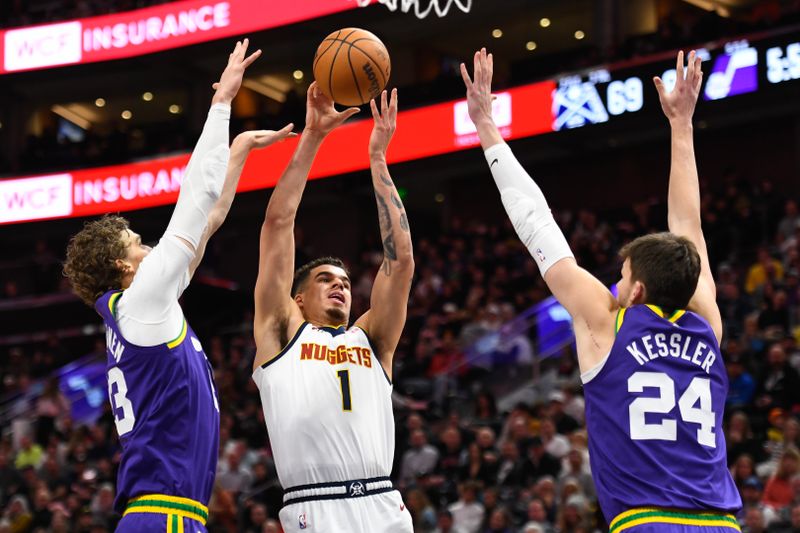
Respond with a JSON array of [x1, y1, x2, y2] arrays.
[[123, 493, 208, 525], [609, 508, 740, 533]]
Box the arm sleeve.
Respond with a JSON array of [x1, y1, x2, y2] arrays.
[[484, 143, 574, 276], [164, 103, 231, 249], [115, 104, 231, 346]]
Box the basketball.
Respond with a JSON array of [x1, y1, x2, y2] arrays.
[[313, 28, 391, 106]]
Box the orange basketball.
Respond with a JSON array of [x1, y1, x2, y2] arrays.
[[313, 28, 391, 107]]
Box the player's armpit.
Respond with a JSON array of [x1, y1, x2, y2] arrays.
[[543, 257, 618, 369], [688, 276, 723, 344]]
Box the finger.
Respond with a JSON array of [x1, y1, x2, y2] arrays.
[[212, 82, 220, 90], [459, 63, 473, 89], [390, 88, 398, 119], [676, 50, 684, 83], [473, 50, 482, 89], [653, 76, 665, 97], [695, 70, 703, 92], [687, 50, 696, 81], [242, 49, 262, 68], [240, 38, 249, 59], [381, 89, 388, 117], [487, 52, 494, 83], [694, 55, 702, 85], [370, 98, 380, 121]]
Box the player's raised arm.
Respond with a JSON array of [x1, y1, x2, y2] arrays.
[[189, 127, 296, 277], [253, 84, 359, 368], [116, 39, 261, 345], [654, 51, 721, 342], [354, 89, 414, 378], [460, 49, 617, 371]]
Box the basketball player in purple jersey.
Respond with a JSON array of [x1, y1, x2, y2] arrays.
[[63, 39, 295, 532], [461, 49, 741, 532]]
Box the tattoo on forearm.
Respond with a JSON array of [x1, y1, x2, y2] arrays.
[[400, 213, 409, 232], [380, 174, 393, 187], [375, 193, 397, 259]]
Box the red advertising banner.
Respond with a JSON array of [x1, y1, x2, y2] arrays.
[[1, 0, 358, 74], [0, 79, 556, 225]]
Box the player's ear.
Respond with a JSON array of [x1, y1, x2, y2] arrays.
[[114, 258, 132, 275], [294, 292, 304, 309], [631, 281, 646, 305]]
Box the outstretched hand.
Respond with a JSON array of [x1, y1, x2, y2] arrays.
[[212, 38, 262, 105], [460, 47, 495, 126], [304, 82, 360, 137], [654, 50, 703, 125], [369, 89, 397, 158], [233, 124, 297, 151]]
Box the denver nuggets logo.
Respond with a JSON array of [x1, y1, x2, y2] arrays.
[[349, 481, 365, 497]]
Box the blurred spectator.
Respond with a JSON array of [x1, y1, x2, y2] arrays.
[[746, 248, 784, 295], [400, 430, 440, 488], [407, 488, 437, 532], [762, 447, 800, 511], [13, 435, 42, 470], [448, 482, 484, 533]]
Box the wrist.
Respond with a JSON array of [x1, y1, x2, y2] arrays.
[[669, 117, 693, 131], [211, 93, 232, 106], [369, 151, 387, 162]]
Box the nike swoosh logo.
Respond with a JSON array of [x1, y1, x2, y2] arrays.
[[490, 158, 499, 167]]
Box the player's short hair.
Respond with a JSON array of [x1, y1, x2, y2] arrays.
[[619, 232, 701, 313], [291, 256, 348, 296], [63, 215, 130, 307]]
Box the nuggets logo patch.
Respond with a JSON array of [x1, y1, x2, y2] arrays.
[[348, 481, 365, 497]]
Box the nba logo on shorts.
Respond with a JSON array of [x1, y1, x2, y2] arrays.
[[535, 248, 546, 263], [298, 513, 307, 529]]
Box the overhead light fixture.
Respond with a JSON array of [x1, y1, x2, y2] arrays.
[[121, 110, 132, 120], [574, 30, 585, 40], [95, 98, 106, 108], [292, 70, 304, 81], [169, 104, 181, 114], [142, 92, 153, 101], [492, 28, 503, 39], [51, 105, 92, 129], [540, 18, 551, 28], [242, 78, 287, 103], [526, 41, 537, 51]]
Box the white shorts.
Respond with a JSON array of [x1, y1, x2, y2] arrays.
[[279, 490, 412, 533]]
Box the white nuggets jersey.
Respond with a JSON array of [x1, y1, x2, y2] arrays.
[[253, 322, 395, 488]]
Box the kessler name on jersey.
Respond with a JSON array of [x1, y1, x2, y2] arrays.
[[625, 331, 716, 374], [299, 342, 373, 368]]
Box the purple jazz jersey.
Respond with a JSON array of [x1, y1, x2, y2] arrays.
[[583, 305, 741, 522], [96, 291, 220, 513]]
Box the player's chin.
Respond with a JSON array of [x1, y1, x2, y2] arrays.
[[325, 305, 349, 324]]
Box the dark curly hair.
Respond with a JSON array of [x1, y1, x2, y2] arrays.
[[63, 215, 130, 306]]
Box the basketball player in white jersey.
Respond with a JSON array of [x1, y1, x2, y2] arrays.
[[252, 86, 414, 532]]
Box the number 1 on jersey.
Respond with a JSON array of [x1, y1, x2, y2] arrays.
[[337, 369, 352, 412]]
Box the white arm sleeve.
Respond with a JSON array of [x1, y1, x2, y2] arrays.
[[484, 142, 574, 276], [116, 103, 231, 346], [165, 103, 231, 250]]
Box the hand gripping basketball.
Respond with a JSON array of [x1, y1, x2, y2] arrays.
[[304, 81, 360, 137]]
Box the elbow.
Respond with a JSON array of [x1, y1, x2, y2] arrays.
[[396, 254, 415, 275], [263, 211, 294, 230]]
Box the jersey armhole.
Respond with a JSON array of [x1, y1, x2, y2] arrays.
[[255, 321, 308, 373], [353, 326, 392, 386]]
